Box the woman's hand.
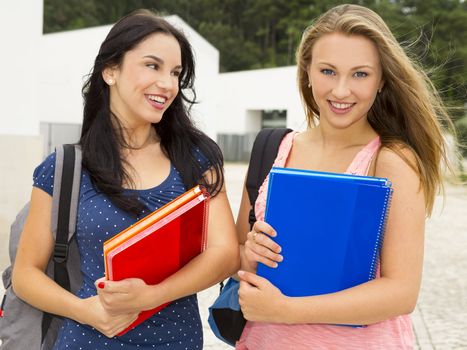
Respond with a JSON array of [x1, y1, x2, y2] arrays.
[[238, 270, 288, 323], [95, 277, 159, 315], [79, 295, 139, 338], [242, 220, 283, 272]]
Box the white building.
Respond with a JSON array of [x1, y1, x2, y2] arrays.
[[0, 1, 306, 265]]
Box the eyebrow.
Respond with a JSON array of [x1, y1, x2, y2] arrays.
[[317, 62, 375, 70], [143, 54, 182, 70]]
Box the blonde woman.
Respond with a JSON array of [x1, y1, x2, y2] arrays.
[[235, 4, 455, 349]]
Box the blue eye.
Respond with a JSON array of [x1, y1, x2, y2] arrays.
[[354, 71, 368, 78], [321, 69, 335, 76]]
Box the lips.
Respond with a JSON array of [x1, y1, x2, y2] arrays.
[[145, 94, 168, 110], [328, 100, 355, 114]]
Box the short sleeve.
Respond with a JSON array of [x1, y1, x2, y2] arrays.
[[193, 147, 211, 173], [32, 152, 56, 196]]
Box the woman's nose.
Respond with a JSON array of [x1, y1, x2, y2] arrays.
[[331, 78, 351, 99], [155, 75, 173, 90]]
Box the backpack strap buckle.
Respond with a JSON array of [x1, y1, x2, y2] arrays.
[[53, 243, 68, 263]]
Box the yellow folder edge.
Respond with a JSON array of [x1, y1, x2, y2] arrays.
[[103, 185, 205, 278]]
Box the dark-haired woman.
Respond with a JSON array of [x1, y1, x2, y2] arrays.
[[12, 9, 239, 349]]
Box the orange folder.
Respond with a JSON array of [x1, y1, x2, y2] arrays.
[[103, 185, 210, 335]]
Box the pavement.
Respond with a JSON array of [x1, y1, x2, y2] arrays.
[[409, 183, 467, 350], [1, 162, 466, 349]]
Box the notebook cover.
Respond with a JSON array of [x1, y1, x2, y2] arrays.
[[103, 187, 209, 335], [103, 186, 204, 264], [256, 167, 392, 297]]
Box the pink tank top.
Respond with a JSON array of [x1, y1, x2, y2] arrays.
[[236, 132, 414, 350]]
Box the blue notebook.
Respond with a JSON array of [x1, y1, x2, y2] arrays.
[[256, 167, 393, 297]]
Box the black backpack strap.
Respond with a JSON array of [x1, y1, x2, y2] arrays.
[[54, 144, 76, 288], [41, 144, 77, 343], [246, 128, 292, 229]]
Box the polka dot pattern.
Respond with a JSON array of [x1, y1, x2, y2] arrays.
[[32, 150, 210, 349]]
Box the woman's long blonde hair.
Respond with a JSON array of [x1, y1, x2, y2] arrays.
[[297, 4, 457, 215]]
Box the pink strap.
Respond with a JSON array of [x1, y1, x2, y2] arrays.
[[273, 133, 381, 176], [272, 131, 297, 168], [345, 137, 381, 176]]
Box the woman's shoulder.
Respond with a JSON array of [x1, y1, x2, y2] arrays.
[[375, 145, 420, 184], [32, 152, 57, 196], [377, 145, 417, 167]]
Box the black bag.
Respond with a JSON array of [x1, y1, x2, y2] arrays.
[[208, 128, 292, 346]]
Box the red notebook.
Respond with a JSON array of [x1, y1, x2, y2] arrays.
[[103, 185, 210, 335]]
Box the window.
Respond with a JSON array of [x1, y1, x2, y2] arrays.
[[262, 110, 287, 128]]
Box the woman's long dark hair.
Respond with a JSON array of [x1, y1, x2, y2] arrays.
[[80, 9, 224, 216]]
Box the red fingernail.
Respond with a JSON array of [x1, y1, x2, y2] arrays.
[[97, 282, 105, 289]]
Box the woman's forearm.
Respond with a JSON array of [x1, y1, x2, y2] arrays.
[[282, 276, 419, 325], [12, 265, 85, 323]]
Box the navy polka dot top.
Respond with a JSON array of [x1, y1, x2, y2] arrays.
[[33, 149, 210, 350]]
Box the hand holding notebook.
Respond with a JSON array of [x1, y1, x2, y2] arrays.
[[102, 185, 210, 335], [256, 167, 392, 298]]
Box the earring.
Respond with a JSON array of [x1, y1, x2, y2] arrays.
[[107, 79, 114, 85], [378, 88, 382, 93], [307, 82, 311, 88]]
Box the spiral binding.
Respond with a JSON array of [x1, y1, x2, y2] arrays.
[[368, 184, 394, 281]]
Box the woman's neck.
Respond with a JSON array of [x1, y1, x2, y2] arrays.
[[124, 126, 157, 149], [111, 114, 158, 150], [309, 120, 378, 150]]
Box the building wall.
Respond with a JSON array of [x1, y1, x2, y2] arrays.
[[38, 26, 110, 126], [165, 16, 220, 138], [0, 135, 43, 271], [0, 1, 43, 135], [217, 66, 307, 134], [216, 66, 307, 160]]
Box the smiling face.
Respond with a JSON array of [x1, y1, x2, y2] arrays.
[[307, 32, 384, 130], [103, 32, 182, 127]]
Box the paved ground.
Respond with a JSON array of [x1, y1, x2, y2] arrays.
[[2, 162, 466, 349], [409, 183, 467, 350]]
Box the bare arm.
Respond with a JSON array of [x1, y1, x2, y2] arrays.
[[236, 184, 251, 244], [238, 147, 425, 325], [12, 187, 138, 337]]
